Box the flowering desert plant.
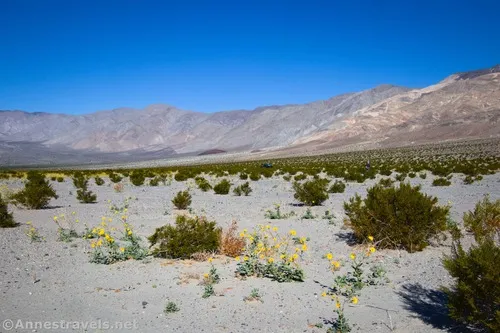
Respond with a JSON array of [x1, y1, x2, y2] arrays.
[[321, 237, 383, 332], [88, 215, 148, 264], [25, 221, 44, 242], [53, 211, 79, 242], [235, 225, 307, 282]]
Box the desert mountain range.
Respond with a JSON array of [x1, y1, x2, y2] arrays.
[[1, 65, 499, 166]]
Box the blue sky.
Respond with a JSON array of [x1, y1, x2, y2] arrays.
[[1, 0, 498, 114]]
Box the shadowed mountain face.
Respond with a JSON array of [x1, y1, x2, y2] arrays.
[[1, 65, 499, 166]]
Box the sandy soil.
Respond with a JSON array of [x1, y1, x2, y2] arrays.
[[1, 173, 499, 333]]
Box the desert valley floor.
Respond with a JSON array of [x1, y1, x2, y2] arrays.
[[1, 171, 499, 333]]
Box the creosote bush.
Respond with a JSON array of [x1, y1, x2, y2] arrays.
[[73, 174, 97, 203], [148, 215, 221, 259], [463, 195, 499, 243], [195, 177, 212, 192], [344, 182, 449, 252], [12, 172, 58, 209], [213, 179, 231, 195], [443, 239, 500, 332], [94, 176, 105, 186], [432, 177, 451, 186], [130, 170, 146, 186], [172, 190, 192, 210], [233, 182, 252, 196], [293, 178, 329, 206], [328, 180, 346, 193], [0, 194, 17, 228], [109, 172, 123, 183]]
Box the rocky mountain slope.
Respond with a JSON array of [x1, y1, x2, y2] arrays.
[[1, 65, 499, 166]]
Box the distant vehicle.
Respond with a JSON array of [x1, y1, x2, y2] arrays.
[[261, 162, 273, 168]]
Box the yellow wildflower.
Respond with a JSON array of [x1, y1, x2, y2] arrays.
[[326, 253, 333, 260], [127, 230, 132, 235], [302, 244, 308, 251], [243, 229, 248, 233], [98, 229, 105, 236], [75, 219, 79, 223], [369, 247, 376, 253], [208, 257, 213, 263], [295, 247, 300, 252], [96, 239, 103, 247], [321, 291, 327, 297], [92, 228, 98, 234], [26, 221, 32, 225], [268, 257, 274, 263], [272, 227, 278, 232], [280, 254, 286, 259], [119, 247, 125, 252], [91, 242, 96, 248], [72, 211, 76, 215], [243, 256, 249, 261], [292, 253, 299, 260], [259, 254, 265, 259], [351, 296, 358, 304], [350, 253, 356, 260], [368, 235, 374, 242], [289, 229, 297, 236], [203, 273, 209, 278], [239, 232, 245, 238], [336, 301, 341, 309], [265, 225, 271, 229], [235, 256, 240, 261], [53, 216, 58, 221], [331, 261, 341, 269]]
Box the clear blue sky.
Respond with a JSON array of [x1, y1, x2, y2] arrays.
[[1, 0, 498, 114]]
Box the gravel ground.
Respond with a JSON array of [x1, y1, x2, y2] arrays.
[[1, 173, 499, 333]]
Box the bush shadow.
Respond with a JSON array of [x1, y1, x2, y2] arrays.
[[398, 283, 469, 332]]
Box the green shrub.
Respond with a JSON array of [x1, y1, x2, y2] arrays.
[[408, 172, 416, 178], [130, 171, 145, 186], [239, 173, 248, 180], [233, 182, 252, 196], [419, 172, 427, 179], [249, 173, 260, 181], [328, 180, 346, 193], [432, 177, 451, 186], [195, 177, 212, 192], [72, 172, 87, 188], [94, 176, 105, 186], [343, 182, 449, 252], [50, 176, 57, 181], [283, 175, 291, 181], [57, 177, 64, 182], [442, 239, 500, 332], [109, 173, 123, 183], [463, 195, 499, 243], [0, 194, 17, 228], [148, 215, 221, 259], [12, 172, 58, 209], [293, 179, 329, 206], [378, 177, 395, 188], [172, 190, 192, 210], [149, 177, 160, 186], [294, 173, 307, 181], [77, 188, 97, 203], [395, 173, 407, 181], [213, 179, 231, 195]]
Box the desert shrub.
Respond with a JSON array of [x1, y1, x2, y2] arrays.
[[109, 172, 123, 183], [57, 176, 64, 182], [94, 176, 105, 186], [219, 221, 245, 257], [293, 179, 329, 206], [419, 172, 427, 179], [77, 188, 97, 203], [283, 175, 291, 181], [443, 239, 500, 332], [378, 177, 395, 188], [463, 195, 499, 243], [172, 190, 192, 210], [294, 173, 307, 181], [395, 173, 407, 181], [12, 172, 58, 209], [328, 180, 346, 193], [149, 177, 160, 186], [343, 182, 449, 252], [249, 172, 260, 181], [0, 194, 17, 228], [195, 177, 212, 192], [233, 182, 252, 196], [72, 172, 87, 188], [130, 171, 145, 186], [213, 179, 231, 195], [408, 172, 416, 178], [148, 215, 221, 259], [51, 176, 56, 181], [432, 177, 451, 186], [174, 171, 191, 182], [239, 173, 248, 180]]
